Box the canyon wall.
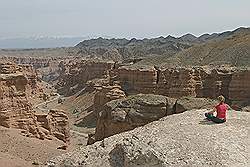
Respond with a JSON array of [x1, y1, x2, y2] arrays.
[[93, 85, 126, 114], [0, 56, 51, 68], [56, 60, 115, 96], [229, 70, 250, 104], [112, 66, 249, 104], [0, 62, 70, 142]]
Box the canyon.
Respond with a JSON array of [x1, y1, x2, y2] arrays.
[[0, 27, 249, 166]]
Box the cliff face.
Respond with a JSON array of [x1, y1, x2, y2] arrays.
[[56, 60, 115, 96], [112, 66, 249, 104], [0, 62, 70, 142], [93, 85, 126, 114], [229, 70, 250, 104], [112, 66, 158, 94]]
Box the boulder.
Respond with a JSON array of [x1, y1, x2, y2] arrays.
[[175, 97, 217, 113], [95, 94, 171, 141]]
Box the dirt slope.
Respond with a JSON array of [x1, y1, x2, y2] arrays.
[[0, 126, 66, 166]]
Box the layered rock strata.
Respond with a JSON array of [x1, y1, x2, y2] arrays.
[[56, 60, 115, 96], [228, 69, 250, 104], [93, 85, 126, 114], [112, 66, 249, 104], [36, 110, 70, 143], [0, 62, 70, 142]]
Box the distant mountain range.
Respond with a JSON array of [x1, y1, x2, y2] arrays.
[[74, 27, 250, 61], [0, 37, 85, 49]]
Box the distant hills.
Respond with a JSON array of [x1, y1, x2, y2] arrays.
[[1, 27, 249, 67], [74, 27, 250, 62], [132, 27, 250, 67]]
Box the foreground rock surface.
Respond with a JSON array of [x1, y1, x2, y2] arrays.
[[95, 94, 169, 141], [94, 94, 216, 142], [48, 109, 249, 167]]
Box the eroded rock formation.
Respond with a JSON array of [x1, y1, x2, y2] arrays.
[[56, 60, 115, 96], [36, 110, 70, 143], [94, 85, 126, 114], [112, 66, 249, 105], [229, 69, 250, 104], [0, 62, 70, 142], [95, 94, 169, 142], [93, 94, 217, 142]]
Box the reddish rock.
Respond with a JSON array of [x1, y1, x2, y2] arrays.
[[56, 60, 115, 96], [0, 62, 70, 143], [46, 109, 70, 143], [229, 69, 250, 103], [94, 85, 126, 114]]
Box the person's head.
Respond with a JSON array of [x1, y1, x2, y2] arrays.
[[218, 95, 225, 103]]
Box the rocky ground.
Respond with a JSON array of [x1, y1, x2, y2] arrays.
[[48, 109, 250, 167]]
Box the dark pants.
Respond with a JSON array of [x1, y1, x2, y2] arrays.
[[205, 113, 226, 124]]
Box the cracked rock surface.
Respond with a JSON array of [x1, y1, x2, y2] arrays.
[[47, 109, 249, 167]]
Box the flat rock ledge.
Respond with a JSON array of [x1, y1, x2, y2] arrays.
[[47, 109, 250, 167]]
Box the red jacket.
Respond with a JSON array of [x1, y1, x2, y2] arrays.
[[215, 103, 228, 119]]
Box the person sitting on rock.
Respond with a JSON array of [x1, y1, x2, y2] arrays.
[[205, 95, 229, 123]]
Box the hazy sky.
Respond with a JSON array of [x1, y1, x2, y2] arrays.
[[0, 0, 250, 39]]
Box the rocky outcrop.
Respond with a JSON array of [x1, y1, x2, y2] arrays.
[[94, 94, 218, 142], [94, 94, 176, 142], [56, 60, 115, 96], [47, 109, 250, 167], [94, 85, 126, 114], [0, 62, 69, 142], [36, 110, 70, 143], [174, 97, 217, 114]]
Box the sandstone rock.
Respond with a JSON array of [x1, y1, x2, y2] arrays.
[[94, 85, 126, 114], [46, 110, 70, 143], [56, 60, 115, 96], [95, 94, 170, 141], [175, 97, 217, 114], [48, 109, 250, 167], [112, 66, 250, 105], [0, 63, 69, 142], [229, 69, 250, 103], [0, 73, 37, 132], [112, 65, 158, 94]]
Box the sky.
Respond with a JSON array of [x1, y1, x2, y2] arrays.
[[0, 0, 250, 39]]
